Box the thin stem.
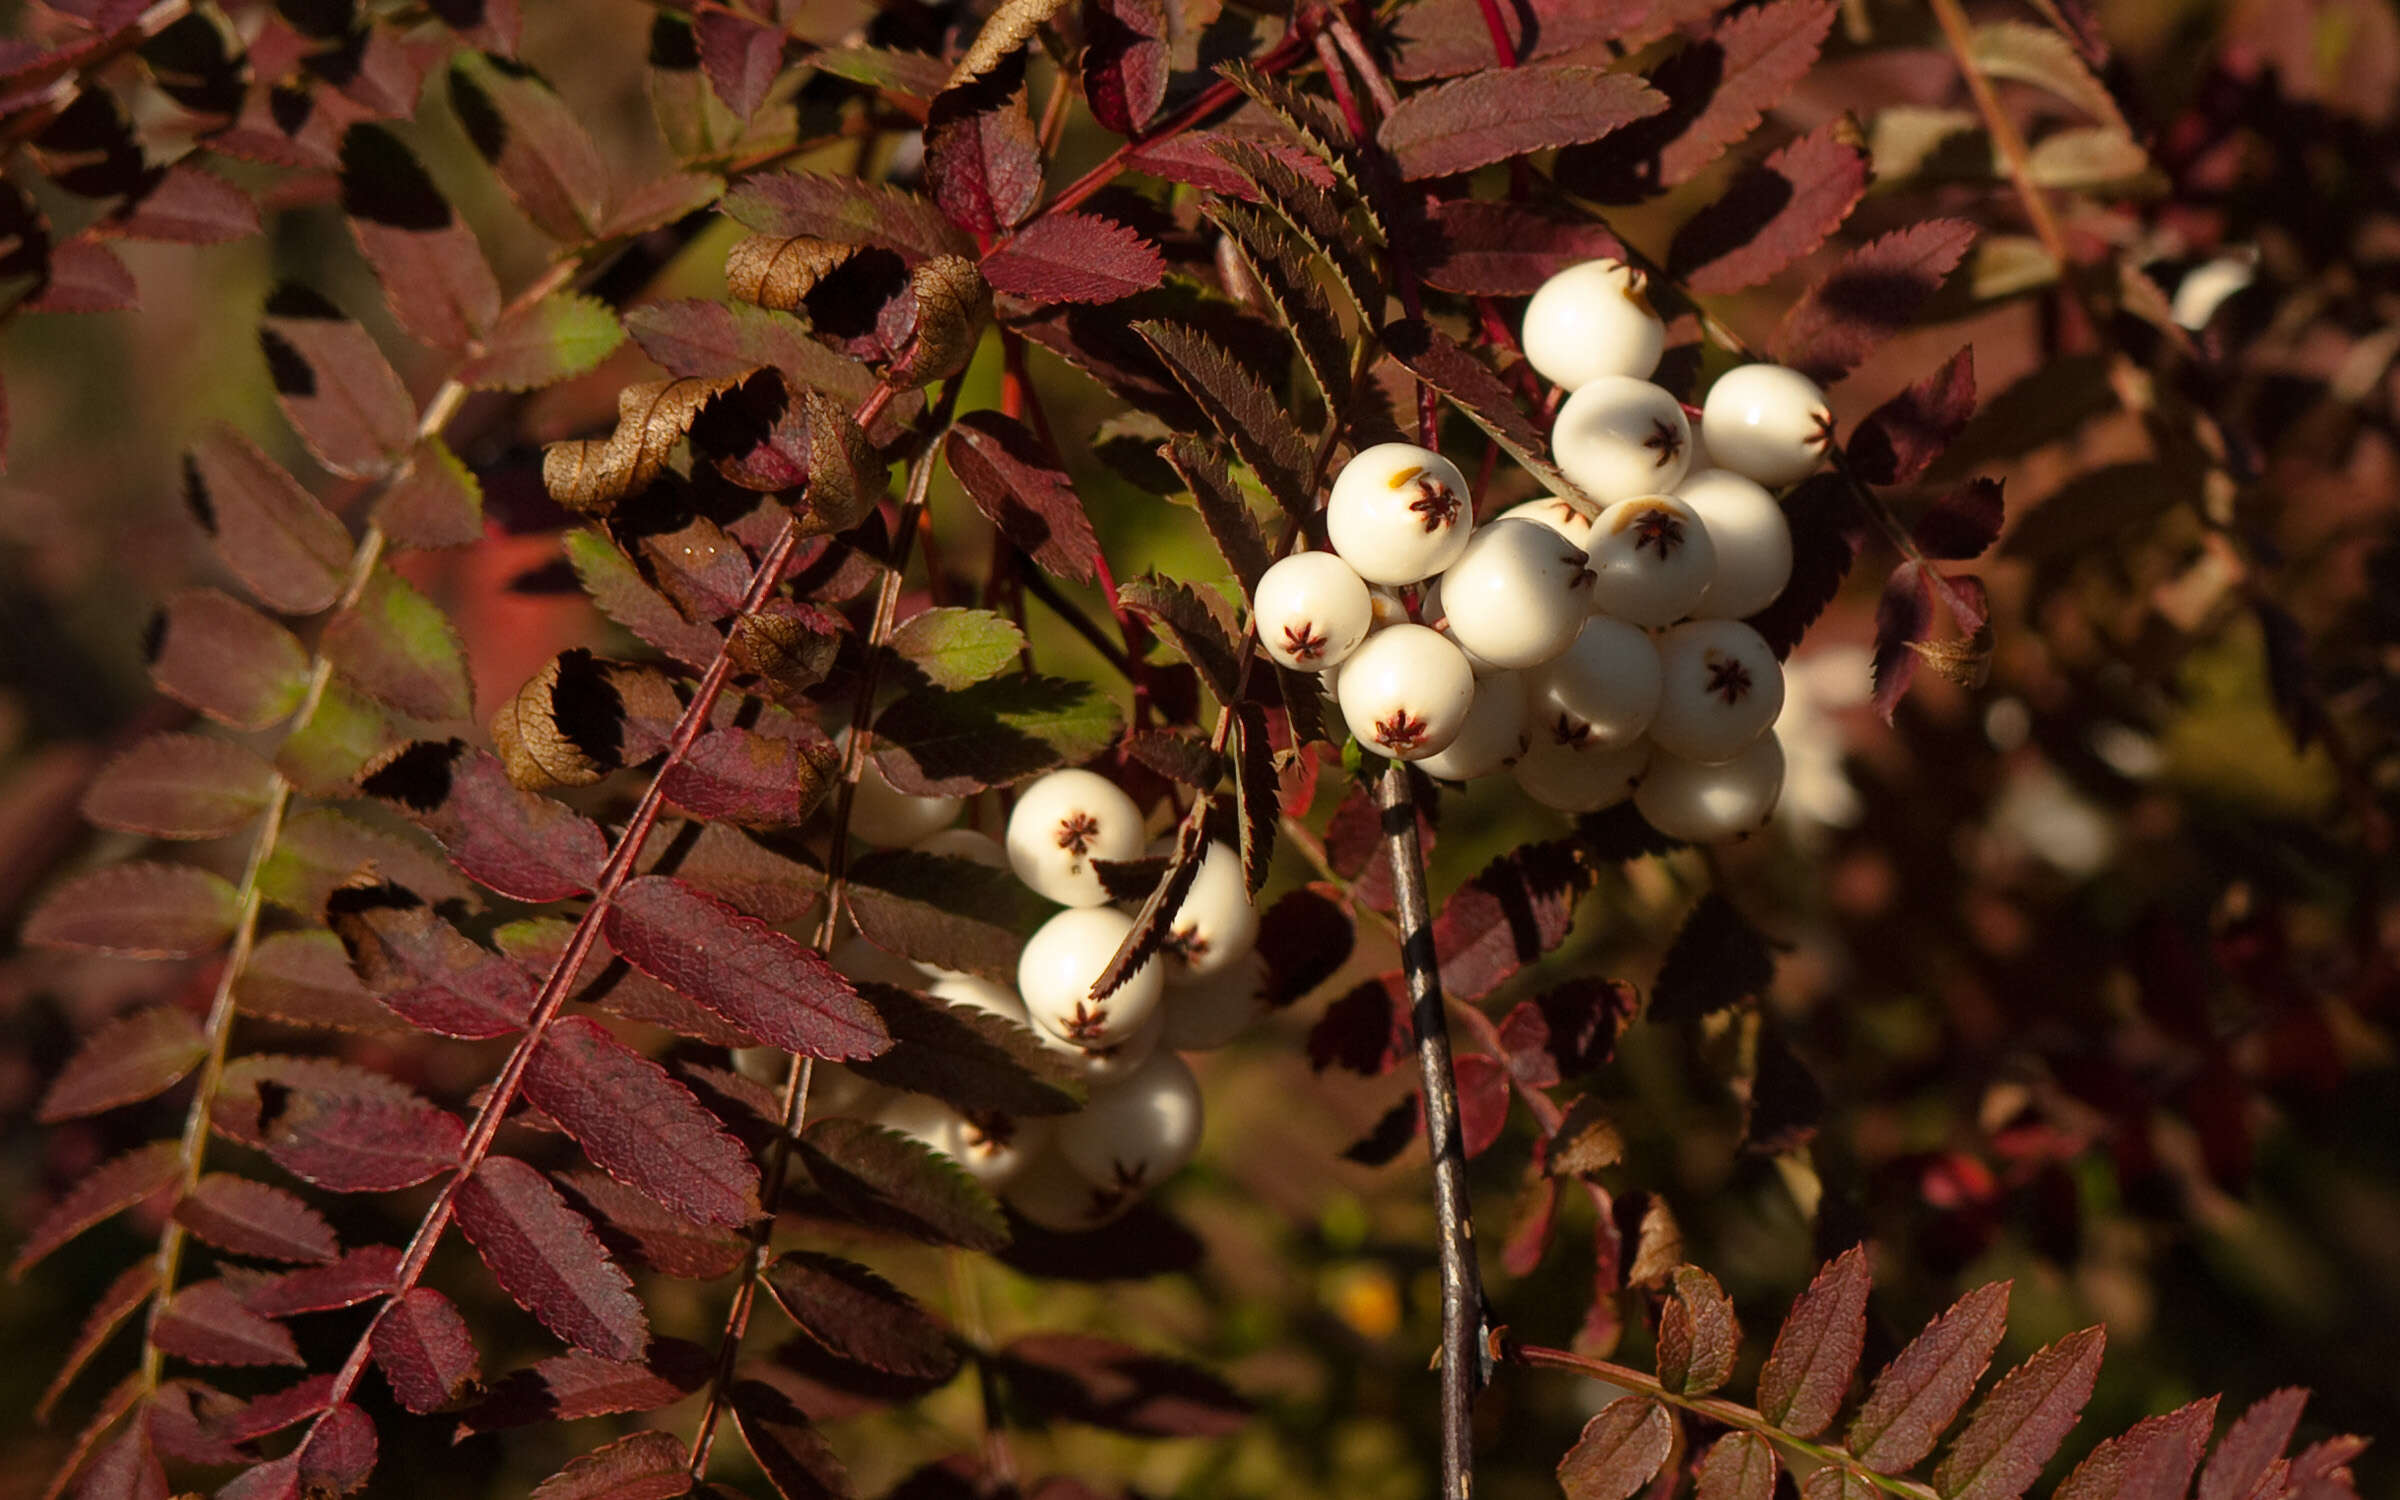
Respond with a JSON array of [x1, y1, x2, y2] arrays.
[[1378, 764, 1489, 1500], [1507, 1343, 1943, 1500], [1470, 0, 1520, 68]]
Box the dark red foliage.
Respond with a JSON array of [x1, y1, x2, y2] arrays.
[[453, 1155, 651, 1362]]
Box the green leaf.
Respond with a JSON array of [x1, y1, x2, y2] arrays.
[[460, 292, 625, 392], [564, 527, 722, 671], [874, 675, 1126, 797], [889, 607, 1025, 690], [323, 566, 475, 721], [276, 679, 396, 798]]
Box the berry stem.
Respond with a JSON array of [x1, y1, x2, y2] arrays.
[[1377, 763, 1490, 1500]]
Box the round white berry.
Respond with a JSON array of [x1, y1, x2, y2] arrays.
[[1552, 375, 1693, 503], [1503, 495, 1600, 554], [911, 827, 1008, 867], [1414, 670, 1531, 782], [1326, 442, 1475, 585], [1253, 551, 1374, 673], [1650, 619, 1785, 763], [848, 752, 962, 846], [1160, 951, 1267, 1051], [1436, 518, 1596, 669], [1056, 1048, 1203, 1195], [1700, 364, 1831, 489], [879, 1093, 1053, 1190], [1636, 731, 1786, 842], [1004, 1144, 1135, 1231], [1031, 1000, 1165, 1084], [928, 973, 1030, 1026], [1526, 614, 1662, 750], [1587, 495, 1718, 626], [1675, 469, 1792, 620], [1512, 730, 1651, 814], [1522, 259, 1666, 392], [1334, 623, 1477, 761], [1005, 768, 1145, 907], [1155, 838, 1260, 984], [1018, 905, 1164, 1049], [1420, 579, 1505, 678]]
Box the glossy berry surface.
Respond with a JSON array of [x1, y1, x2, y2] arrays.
[[1528, 614, 1662, 750], [1521, 259, 1666, 391], [1160, 952, 1267, 1051], [1056, 1048, 1203, 1194], [1513, 729, 1651, 814], [1587, 494, 1718, 627], [1503, 495, 1600, 554], [1699, 363, 1832, 488], [1636, 730, 1786, 842], [848, 752, 962, 846], [1334, 623, 1478, 761], [1018, 905, 1164, 1049], [1649, 619, 1786, 763], [1414, 670, 1531, 783], [1253, 551, 1374, 672], [1552, 375, 1693, 503], [1675, 468, 1793, 620], [1005, 767, 1145, 907], [1326, 442, 1475, 585], [1437, 518, 1596, 669]]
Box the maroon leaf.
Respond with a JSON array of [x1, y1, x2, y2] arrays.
[[296, 1402, 377, 1496], [1848, 1280, 2012, 1471], [73, 1421, 166, 1500], [982, 212, 1164, 303], [1691, 1434, 1777, 1500], [1850, 347, 1977, 487], [449, 52, 610, 242], [229, 1245, 402, 1317], [1378, 65, 1666, 180], [723, 171, 974, 260], [1774, 219, 1980, 383], [267, 1087, 468, 1193], [605, 876, 887, 1060], [1453, 1052, 1512, 1158], [1128, 131, 1336, 201], [1135, 319, 1316, 517], [362, 740, 607, 902], [1668, 119, 1870, 295], [215, 1455, 303, 1500], [843, 850, 1043, 986], [1558, 1395, 1677, 1500], [993, 1332, 1250, 1437], [9, 1139, 179, 1278], [1501, 979, 1635, 1086], [1658, 1264, 1743, 1396], [2055, 1398, 2217, 1500], [81, 731, 274, 839], [108, 162, 259, 243], [259, 806, 477, 917], [1389, 0, 1638, 80], [1651, 892, 1775, 1022], [329, 887, 532, 1038], [2198, 1388, 2309, 1500], [258, 283, 417, 480], [29, 235, 134, 312], [1871, 559, 1934, 721], [795, 1115, 1010, 1251], [1567, 0, 1838, 201], [37, 1005, 207, 1121], [455, 1154, 650, 1360], [927, 71, 1042, 235], [24, 860, 238, 959], [557, 1168, 748, 1280], [154, 1280, 304, 1366], [215, 1374, 337, 1443], [531, 1430, 695, 1500], [1309, 975, 1412, 1076], [1432, 840, 1593, 1000], [1164, 435, 1273, 597], [694, 9, 782, 118], [1421, 200, 1625, 296], [1914, 477, 2005, 561], [872, 675, 1125, 797], [1747, 474, 1864, 658], [655, 728, 834, 828], [523, 1015, 763, 1228], [1121, 575, 1240, 704], [1082, 0, 1167, 134], [372, 1287, 483, 1412], [459, 1340, 713, 1433], [1257, 886, 1355, 1006], [844, 982, 1086, 1120], [37, 1261, 157, 1420], [939, 410, 1103, 586], [376, 438, 485, 548], [341, 124, 502, 354], [1383, 316, 1582, 499], [731, 1377, 850, 1499], [145, 587, 310, 730], [173, 1174, 339, 1263], [1934, 1326, 2107, 1500], [762, 1250, 963, 1385], [1759, 1245, 1872, 1437]]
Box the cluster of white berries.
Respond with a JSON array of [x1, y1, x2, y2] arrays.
[[746, 761, 1264, 1235], [1248, 259, 1834, 844]]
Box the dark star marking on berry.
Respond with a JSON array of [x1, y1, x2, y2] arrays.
[[1705, 651, 1754, 704], [1280, 619, 1330, 661], [1644, 418, 1686, 468], [1551, 712, 1590, 748], [963, 1111, 1018, 1151], [1407, 475, 1462, 533], [1562, 549, 1596, 588], [1375, 708, 1431, 752], [1055, 811, 1102, 854], [1167, 924, 1209, 963], [1806, 408, 1835, 452], [1061, 999, 1111, 1043], [1630, 506, 1689, 558]]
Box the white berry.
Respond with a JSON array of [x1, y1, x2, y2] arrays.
[[1005, 768, 1145, 907], [1676, 469, 1793, 620], [1502, 495, 1600, 554], [1155, 838, 1260, 984], [1018, 905, 1164, 1049], [879, 1093, 1052, 1190], [1334, 623, 1477, 761], [848, 752, 962, 846], [1056, 1048, 1203, 1194], [1552, 375, 1693, 503], [1160, 951, 1267, 1051], [1527, 614, 1662, 750], [1512, 730, 1651, 814], [1253, 551, 1373, 672], [1004, 1144, 1134, 1231], [911, 827, 1007, 867], [1436, 518, 1596, 669], [1032, 1000, 1165, 1083], [1700, 364, 1831, 489], [1414, 670, 1531, 783], [1522, 259, 1666, 392], [1650, 619, 1785, 763], [1636, 731, 1786, 842], [1587, 495, 1717, 626], [1326, 442, 1474, 585]]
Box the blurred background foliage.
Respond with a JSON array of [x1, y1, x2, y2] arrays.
[[5, 0, 2400, 1494]]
